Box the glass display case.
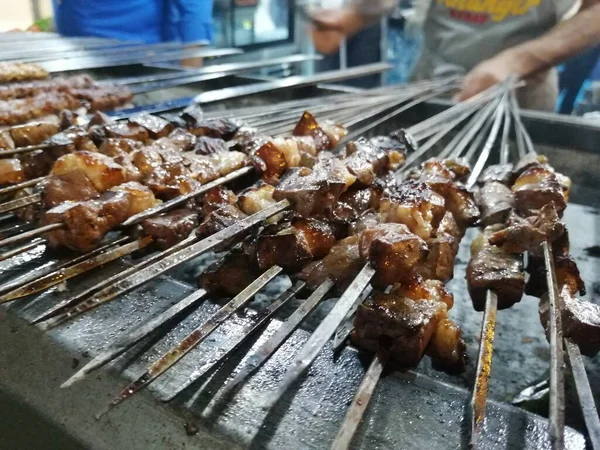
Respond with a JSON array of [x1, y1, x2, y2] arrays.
[[214, 0, 294, 50]]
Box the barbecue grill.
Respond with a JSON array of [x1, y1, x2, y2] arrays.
[[0, 35, 598, 450]]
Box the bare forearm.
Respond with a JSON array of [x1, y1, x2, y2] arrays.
[[504, 3, 600, 78]]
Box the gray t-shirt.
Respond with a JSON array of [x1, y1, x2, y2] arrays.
[[352, 0, 578, 77], [352, 0, 578, 109]]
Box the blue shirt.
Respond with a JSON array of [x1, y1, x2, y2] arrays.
[[52, 0, 213, 44]]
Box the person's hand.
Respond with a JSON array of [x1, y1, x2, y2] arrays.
[[455, 52, 523, 101], [311, 26, 345, 55], [307, 7, 366, 54], [180, 57, 204, 68]]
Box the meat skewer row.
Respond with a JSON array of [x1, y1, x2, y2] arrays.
[[3, 111, 402, 255], [0, 108, 242, 185], [469, 153, 598, 448], [0, 62, 49, 84], [99, 155, 477, 414], [0, 84, 134, 127], [31, 128, 409, 328], [482, 156, 596, 355], [0, 74, 101, 101]]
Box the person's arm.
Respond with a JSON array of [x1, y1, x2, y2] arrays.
[[456, 1, 600, 100], [310, 0, 397, 54]]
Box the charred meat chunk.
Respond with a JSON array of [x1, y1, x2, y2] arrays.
[[202, 186, 237, 216], [479, 163, 514, 185], [525, 254, 585, 298], [51, 151, 128, 192], [188, 118, 240, 140], [87, 111, 115, 127], [367, 134, 409, 168], [513, 154, 549, 178], [273, 156, 356, 217], [196, 204, 248, 240], [488, 203, 565, 257], [359, 223, 427, 288], [45, 125, 98, 153], [9, 121, 60, 147], [198, 249, 261, 297], [44, 190, 131, 252], [59, 109, 77, 129], [180, 104, 204, 126], [475, 181, 515, 226], [426, 318, 468, 374], [185, 151, 246, 184], [539, 286, 600, 357], [110, 182, 160, 217], [129, 114, 173, 139], [420, 212, 462, 282], [39, 170, 99, 209], [194, 136, 228, 155], [237, 184, 276, 216], [379, 180, 446, 240], [512, 165, 567, 216], [104, 122, 150, 142], [256, 218, 340, 272], [467, 225, 525, 311], [292, 111, 332, 152], [0, 158, 25, 185], [352, 291, 447, 369], [300, 235, 363, 289], [331, 185, 383, 223], [344, 138, 396, 186], [168, 128, 197, 152], [142, 208, 199, 249], [253, 141, 288, 184], [411, 159, 479, 227]]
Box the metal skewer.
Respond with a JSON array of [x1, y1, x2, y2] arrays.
[[0, 238, 45, 263], [0, 222, 62, 249], [210, 279, 333, 401], [543, 241, 566, 450], [330, 351, 388, 450], [39, 201, 290, 329], [0, 176, 50, 196], [468, 91, 512, 448], [470, 290, 498, 448], [0, 237, 152, 303], [565, 339, 600, 449], [97, 265, 283, 417], [0, 193, 41, 214], [332, 286, 373, 352], [61, 288, 209, 388], [0, 235, 129, 296], [32, 234, 197, 326], [263, 264, 375, 410], [160, 280, 305, 402]]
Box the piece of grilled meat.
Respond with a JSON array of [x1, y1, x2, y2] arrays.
[[255, 217, 342, 272], [197, 248, 261, 297], [352, 277, 467, 374], [43, 182, 158, 252], [467, 224, 525, 311], [475, 181, 515, 226], [539, 285, 600, 357], [142, 207, 199, 249], [488, 203, 565, 257]]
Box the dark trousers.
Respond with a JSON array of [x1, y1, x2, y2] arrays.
[[316, 23, 382, 89]]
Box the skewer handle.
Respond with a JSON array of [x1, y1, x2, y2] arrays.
[[543, 241, 565, 450], [330, 352, 387, 450]]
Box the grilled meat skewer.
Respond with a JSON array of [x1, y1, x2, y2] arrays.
[[0, 62, 49, 83]]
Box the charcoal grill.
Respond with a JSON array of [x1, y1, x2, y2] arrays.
[[0, 73, 598, 450]]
